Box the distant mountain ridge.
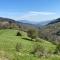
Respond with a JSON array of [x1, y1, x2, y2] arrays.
[[36, 21, 51, 27], [40, 18, 60, 44], [0, 17, 53, 31], [0, 17, 60, 44], [19, 20, 51, 27], [0, 17, 38, 31], [47, 18, 60, 25], [0, 17, 15, 22]]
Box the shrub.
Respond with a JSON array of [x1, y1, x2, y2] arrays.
[[27, 29, 37, 40], [16, 43, 22, 52], [31, 43, 47, 57], [35, 38, 42, 42], [54, 44, 60, 54], [16, 32, 22, 36]]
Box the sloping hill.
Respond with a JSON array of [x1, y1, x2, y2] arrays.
[[0, 29, 57, 60], [0, 17, 38, 31], [0, 17, 15, 22], [40, 18, 60, 44], [48, 18, 60, 25], [0, 17, 19, 29]]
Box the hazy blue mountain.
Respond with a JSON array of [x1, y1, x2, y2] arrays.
[[36, 21, 51, 27], [19, 20, 38, 24], [19, 20, 51, 27]]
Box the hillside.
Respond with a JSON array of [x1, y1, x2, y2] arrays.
[[0, 29, 59, 60], [1, 17, 60, 44], [48, 18, 60, 25], [0, 17, 60, 60], [0, 17, 38, 31], [40, 18, 60, 44]]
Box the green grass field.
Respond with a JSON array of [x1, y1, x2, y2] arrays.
[[0, 29, 60, 60]]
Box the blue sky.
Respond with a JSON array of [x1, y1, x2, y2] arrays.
[[0, 0, 60, 22]]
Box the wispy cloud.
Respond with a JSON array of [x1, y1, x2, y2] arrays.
[[19, 11, 56, 19], [30, 11, 56, 15], [0, 11, 59, 22], [19, 11, 58, 21]]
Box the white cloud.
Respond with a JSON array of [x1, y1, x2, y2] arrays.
[[0, 11, 59, 22], [30, 11, 56, 15], [19, 11, 58, 22], [19, 11, 56, 18]]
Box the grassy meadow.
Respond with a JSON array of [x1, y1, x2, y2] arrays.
[[0, 29, 60, 60]]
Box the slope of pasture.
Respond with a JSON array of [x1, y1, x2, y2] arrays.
[[0, 29, 59, 60]]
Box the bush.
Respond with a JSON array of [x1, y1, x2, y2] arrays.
[[16, 32, 22, 36], [31, 43, 47, 57], [16, 43, 22, 52], [35, 38, 42, 42], [54, 44, 60, 54], [27, 29, 37, 40]]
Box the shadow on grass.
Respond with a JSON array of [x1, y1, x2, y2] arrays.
[[22, 37, 32, 41]]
